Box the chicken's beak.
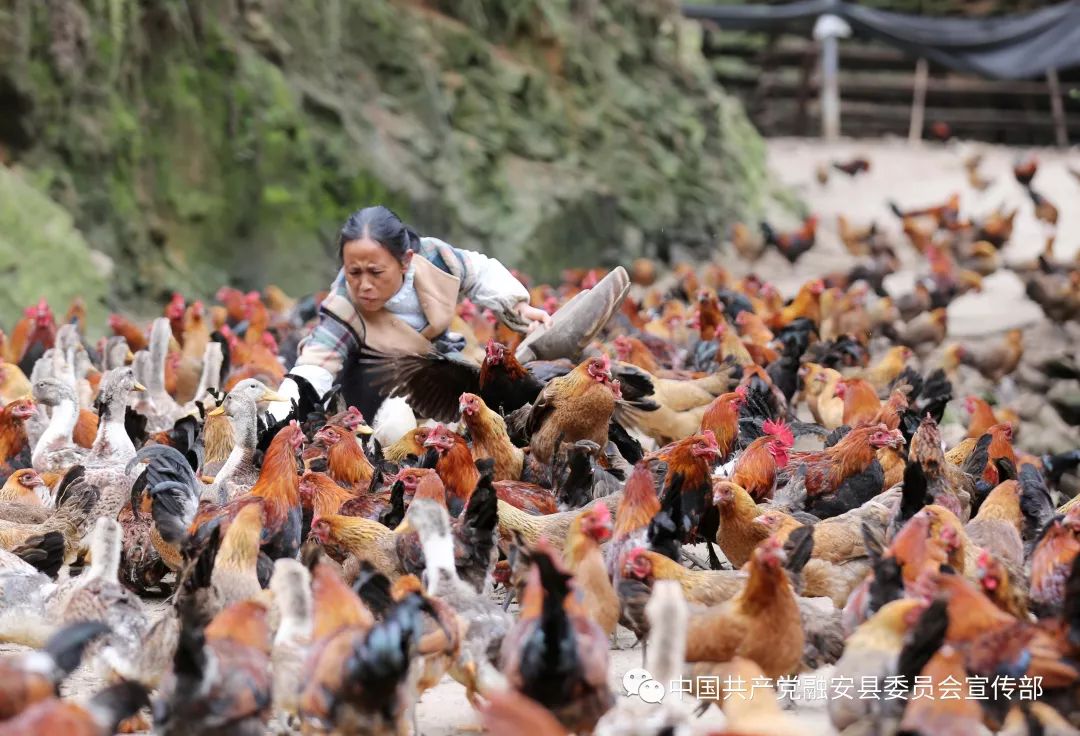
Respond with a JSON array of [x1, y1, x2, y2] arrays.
[[261, 389, 288, 403], [132, 382, 147, 393], [394, 518, 414, 534], [126, 350, 136, 362], [208, 406, 225, 417]]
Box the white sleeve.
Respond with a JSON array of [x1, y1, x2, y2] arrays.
[[456, 248, 530, 312]]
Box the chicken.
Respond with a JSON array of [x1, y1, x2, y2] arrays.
[[833, 157, 870, 176], [139, 421, 305, 571], [712, 481, 766, 570], [382, 426, 432, 465], [620, 365, 730, 446], [398, 499, 512, 704], [0, 621, 109, 720], [480, 690, 571, 736], [785, 424, 904, 518], [772, 278, 825, 328], [729, 222, 766, 261], [500, 543, 613, 733], [907, 415, 980, 521], [1014, 155, 1038, 186], [514, 354, 621, 466], [309, 514, 403, 581], [299, 566, 428, 736], [977, 206, 1018, 248], [622, 547, 744, 606], [974, 548, 1028, 619], [728, 419, 794, 502], [0, 466, 98, 565], [423, 424, 556, 517], [803, 363, 843, 427], [899, 644, 992, 736], [154, 600, 273, 736], [183, 500, 265, 622], [497, 493, 622, 555], [683, 535, 803, 679], [458, 392, 523, 481], [858, 346, 913, 393], [828, 598, 931, 733], [0, 366, 32, 411], [704, 657, 805, 735], [653, 430, 723, 544], [1028, 185, 1059, 225], [890, 307, 948, 351], [964, 395, 1019, 439], [312, 423, 375, 492], [0, 469, 48, 524], [761, 216, 817, 264], [964, 479, 1025, 573], [563, 504, 618, 636], [699, 388, 745, 460], [0, 681, 148, 736], [608, 462, 660, 579], [948, 328, 1024, 382], [1029, 509, 1080, 617], [267, 558, 313, 730], [837, 377, 881, 427]]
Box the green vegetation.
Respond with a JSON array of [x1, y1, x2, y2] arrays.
[[0, 0, 775, 322]]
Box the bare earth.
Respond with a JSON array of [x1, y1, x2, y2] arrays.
[[5, 137, 1080, 734]]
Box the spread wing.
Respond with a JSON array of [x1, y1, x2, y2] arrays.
[[358, 347, 482, 423]]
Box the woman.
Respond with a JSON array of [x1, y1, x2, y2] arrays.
[[272, 206, 627, 437]]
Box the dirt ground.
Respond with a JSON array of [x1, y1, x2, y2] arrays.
[[758, 136, 1078, 337], [5, 136, 1080, 734]]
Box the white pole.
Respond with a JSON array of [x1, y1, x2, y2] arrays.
[[814, 15, 851, 141], [909, 58, 929, 144]]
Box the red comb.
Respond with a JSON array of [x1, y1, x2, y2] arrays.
[[763, 419, 794, 448]]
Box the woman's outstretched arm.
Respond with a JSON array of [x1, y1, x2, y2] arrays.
[[422, 237, 549, 329]]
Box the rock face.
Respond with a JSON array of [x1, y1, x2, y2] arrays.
[[0, 0, 772, 319]]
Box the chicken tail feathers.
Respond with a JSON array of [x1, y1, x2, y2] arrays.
[[44, 621, 111, 679], [354, 562, 395, 619], [962, 433, 993, 479], [1065, 554, 1080, 648], [1042, 449, 1080, 488], [11, 531, 66, 579], [1019, 463, 1056, 545], [896, 599, 949, 690], [783, 525, 814, 576], [899, 459, 930, 525], [336, 594, 425, 719], [87, 681, 150, 736]]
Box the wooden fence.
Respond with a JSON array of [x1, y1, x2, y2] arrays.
[[700, 30, 1080, 145]]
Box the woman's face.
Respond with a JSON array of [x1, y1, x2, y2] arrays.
[[342, 237, 412, 313]]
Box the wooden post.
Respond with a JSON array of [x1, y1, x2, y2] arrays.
[[1047, 68, 1068, 147], [814, 15, 851, 141], [909, 58, 929, 144]]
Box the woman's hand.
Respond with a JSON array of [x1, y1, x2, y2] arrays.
[[515, 301, 553, 334]]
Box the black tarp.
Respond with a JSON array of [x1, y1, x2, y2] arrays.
[[683, 1, 1080, 80]]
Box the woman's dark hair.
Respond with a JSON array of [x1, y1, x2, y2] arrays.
[[337, 206, 420, 263]]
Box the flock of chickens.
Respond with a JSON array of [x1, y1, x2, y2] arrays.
[[0, 153, 1079, 736]]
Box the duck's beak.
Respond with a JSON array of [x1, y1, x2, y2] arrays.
[[261, 389, 288, 403], [132, 382, 147, 393], [126, 351, 136, 362], [208, 406, 225, 417], [356, 423, 374, 437], [394, 518, 414, 534]]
